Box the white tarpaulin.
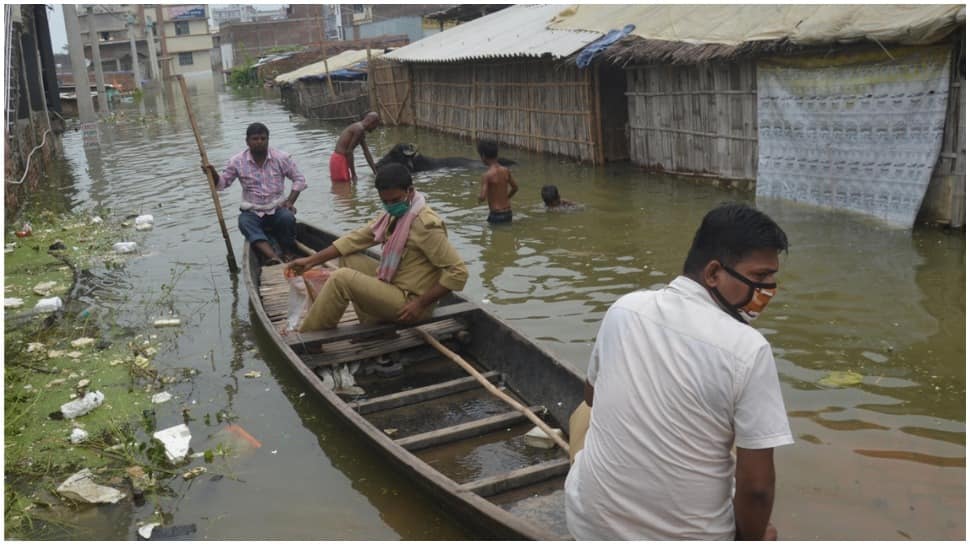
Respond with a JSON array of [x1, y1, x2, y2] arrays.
[[275, 49, 381, 85], [548, 5, 965, 46], [755, 46, 951, 228]]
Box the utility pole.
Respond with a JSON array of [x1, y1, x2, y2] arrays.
[[127, 14, 143, 90], [155, 5, 170, 80], [85, 6, 109, 114], [62, 4, 95, 122], [145, 16, 160, 82]]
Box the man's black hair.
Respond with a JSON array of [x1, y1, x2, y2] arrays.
[[682, 203, 788, 275], [374, 163, 413, 191], [477, 139, 498, 160], [541, 185, 560, 205], [246, 122, 269, 138]]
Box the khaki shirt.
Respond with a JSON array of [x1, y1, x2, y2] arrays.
[[332, 206, 468, 296]]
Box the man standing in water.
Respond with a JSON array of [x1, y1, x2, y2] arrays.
[[565, 203, 793, 540], [331, 111, 380, 183], [205, 122, 306, 266], [476, 140, 518, 224]]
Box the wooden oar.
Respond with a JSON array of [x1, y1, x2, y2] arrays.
[[172, 74, 239, 274], [415, 327, 570, 453]]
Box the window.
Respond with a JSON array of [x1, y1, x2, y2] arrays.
[[178, 52, 194, 66], [175, 21, 190, 36], [100, 31, 110, 42], [353, 4, 365, 13]]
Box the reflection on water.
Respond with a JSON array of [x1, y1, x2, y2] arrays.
[[47, 75, 964, 540]]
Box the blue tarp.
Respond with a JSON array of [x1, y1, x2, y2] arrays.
[[298, 69, 367, 83], [575, 24, 635, 68]]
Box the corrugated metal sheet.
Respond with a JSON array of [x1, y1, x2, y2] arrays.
[[275, 49, 383, 84], [383, 5, 602, 63]]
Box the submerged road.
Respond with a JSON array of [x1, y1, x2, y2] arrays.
[[41, 77, 965, 539]]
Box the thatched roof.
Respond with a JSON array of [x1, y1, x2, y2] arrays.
[[603, 37, 809, 66]]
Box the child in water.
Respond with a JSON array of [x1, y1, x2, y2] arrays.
[[541, 185, 578, 209]]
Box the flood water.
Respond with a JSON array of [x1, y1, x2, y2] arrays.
[[37, 76, 964, 540]]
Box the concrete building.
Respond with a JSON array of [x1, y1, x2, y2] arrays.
[[211, 4, 257, 29], [155, 4, 213, 77], [75, 4, 155, 83]]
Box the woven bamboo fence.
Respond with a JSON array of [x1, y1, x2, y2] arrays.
[[626, 61, 759, 181], [373, 58, 600, 163], [370, 58, 413, 125], [281, 80, 370, 122]]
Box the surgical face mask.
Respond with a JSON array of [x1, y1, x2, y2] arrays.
[[383, 200, 410, 218], [711, 264, 777, 323]]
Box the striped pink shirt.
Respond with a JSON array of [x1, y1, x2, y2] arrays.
[[216, 147, 307, 216]]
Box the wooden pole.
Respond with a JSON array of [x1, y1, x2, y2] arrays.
[[415, 328, 570, 453], [173, 74, 239, 274], [366, 47, 377, 114], [322, 53, 337, 98], [592, 64, 605, 165]]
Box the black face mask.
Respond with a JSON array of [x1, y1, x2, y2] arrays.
[[709, 264, 778, 324]]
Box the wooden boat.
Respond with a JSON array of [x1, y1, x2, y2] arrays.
[[243, 221, 585, 539]]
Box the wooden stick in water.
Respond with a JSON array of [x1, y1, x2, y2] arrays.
[[415, 328, 570, 453]]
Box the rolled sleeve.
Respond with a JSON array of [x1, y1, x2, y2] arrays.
[[216, 161, 237, 191], [281, 154, 307, 193], [416, 223, 467, 292], [332, 219, 379, 256]]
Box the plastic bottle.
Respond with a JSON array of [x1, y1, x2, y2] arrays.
[[60, 391, 105, 419]]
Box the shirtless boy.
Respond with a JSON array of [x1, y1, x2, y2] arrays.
[[330, 111, 380, 183], [476, 140, 518, 224]]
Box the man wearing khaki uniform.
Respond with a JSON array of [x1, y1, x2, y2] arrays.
[[288, 164, 467, 330]]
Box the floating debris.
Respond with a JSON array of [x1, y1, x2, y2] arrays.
[[59, 391, 105, 419], [56, 469, 125, 504], [32, 281, 58, 296], [861, 351, 889, 364], [134, 355, 150, 368], [137, 523, 160, 540], [66, 351, 83, 359], [819, 371, 864, 388], [90, 216, 103, 224], [47, 349, 66, 359], [69, 428, 89, 444], [153, 424, 192, 463], [182, 467, 207, 480], [151, 392, 173, 404], [153, 318, 181, 327], [71, 337, 96, 348], [523, 426, 565, 449], [243, 371, 261, 379], [113, 242, 138, 254], [5, 297, 24, 308], [34, 297, 63, 313], [76, 378, 91, 389], [46, 378, 66, 388], [26, 342, 44, 352]]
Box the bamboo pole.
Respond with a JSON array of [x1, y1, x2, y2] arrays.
[[472, 64, 478, 142], [592, 64, 605, 165], [174, 74, 238, 274], [366, 48, 377, 114], [322, 53, 337, 98], [415, 328, 570, 453]]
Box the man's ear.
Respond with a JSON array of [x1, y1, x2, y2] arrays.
[[701, 260, 722, 288]]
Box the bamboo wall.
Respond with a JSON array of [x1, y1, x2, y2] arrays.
[[372, 58, 600, 163], [626, 61, 759, 181], [371, 58, 413, 125], [280, 80, 370, 122]]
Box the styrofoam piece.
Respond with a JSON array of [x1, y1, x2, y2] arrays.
[[113, 242, 138, 253], [135, 223, 154, 231], [70, 428, 89, 444], [134, 214, 154, 226], [523, 426, 564, 449], [153, 424, 192, 463], [138, 523, 160, 539], [60, 391, 105, 419], [5, 297, 24, 308]]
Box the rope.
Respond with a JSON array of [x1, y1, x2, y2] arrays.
[[7, 128, 52, 185]]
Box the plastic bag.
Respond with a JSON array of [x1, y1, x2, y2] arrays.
[[283, 267, 331, 333]]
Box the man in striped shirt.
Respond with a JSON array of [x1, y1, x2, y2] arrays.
[[205, 122, 307, 265]]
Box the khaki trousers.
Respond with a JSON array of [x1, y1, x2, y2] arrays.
[[298, 253, 410, 331]]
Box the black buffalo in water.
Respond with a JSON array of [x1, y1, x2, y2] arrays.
[[375, 143, 516, 173]]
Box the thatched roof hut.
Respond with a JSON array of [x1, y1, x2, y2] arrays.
[[371, 5, 632, 163], [276, 49, 383, 122], [551, 5, 966, 227]]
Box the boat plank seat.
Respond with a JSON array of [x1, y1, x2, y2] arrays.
[[350, 372, 502, 415], [395, 405, 545, 451], [460, 458, 571, 498], [287, 302, 477, 353], [301, 318, 467, 368]]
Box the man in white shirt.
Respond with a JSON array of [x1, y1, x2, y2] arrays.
[[565, 203, 793, 540]]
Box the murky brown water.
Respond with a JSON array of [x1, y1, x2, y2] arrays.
[[39, 75, 964, 539]]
